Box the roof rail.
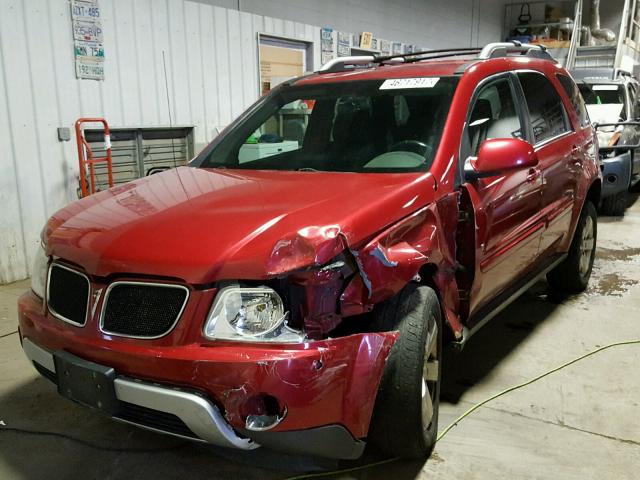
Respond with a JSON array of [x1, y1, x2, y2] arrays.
[[319, 56, 376, 73], [479, 41, 556, 62]]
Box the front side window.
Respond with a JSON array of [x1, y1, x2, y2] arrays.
[[557, 74, 590, 127], [467, 77, 523, 156], [196, 77, 459, 172], [518, 72, 570, 144]]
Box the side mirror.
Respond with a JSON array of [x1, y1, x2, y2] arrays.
[[465, 138, 538, 181]]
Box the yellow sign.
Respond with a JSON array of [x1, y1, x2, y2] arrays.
[[360, 32, 373, 50]]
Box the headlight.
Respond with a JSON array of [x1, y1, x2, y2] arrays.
[[31, 242, 49, 299], [203, 285, 304, 343]]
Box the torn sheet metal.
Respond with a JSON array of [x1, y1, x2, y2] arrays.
[[340, 193, 464, 338], [266, 226, 347, 276]]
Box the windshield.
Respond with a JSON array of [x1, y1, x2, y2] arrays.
[[196, 77, 459, 173], [578, 83, 625, 106], [579, 83, 627, 123]]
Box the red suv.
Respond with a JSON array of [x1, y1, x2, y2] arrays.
[[19, 42, 601, 460]]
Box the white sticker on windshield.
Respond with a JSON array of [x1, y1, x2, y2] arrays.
[[379, 77, 440, 90], [592, 85, 619, 91]]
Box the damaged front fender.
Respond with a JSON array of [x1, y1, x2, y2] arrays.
[[340, 194, 464, 338]]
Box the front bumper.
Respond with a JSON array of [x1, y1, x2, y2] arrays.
[[19, 291, 396, 459], [23, 338, 256, 449]]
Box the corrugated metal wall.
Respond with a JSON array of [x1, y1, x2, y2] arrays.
[[0, 0, 320, 283], [196, 0, 506, 49]]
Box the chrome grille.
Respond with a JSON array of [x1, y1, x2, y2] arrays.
[[47, 264, 90, 326], [101, 282, 189, 338]]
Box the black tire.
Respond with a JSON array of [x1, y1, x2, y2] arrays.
[[599, 190, 627, 216], [368, 284, 442, 459], [547, 201, 597, 294]]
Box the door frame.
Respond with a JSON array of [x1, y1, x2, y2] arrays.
[[256, 33, 314, 97]]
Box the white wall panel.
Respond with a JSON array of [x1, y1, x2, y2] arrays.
[[199, 3, 219, 140], [0, 27, 29, 282], [1, 0, 48, 279], [185, 0, 205, 147], [213, 6, 232, 127]]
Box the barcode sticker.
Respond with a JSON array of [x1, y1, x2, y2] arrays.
[[380, 77, 440, 90]]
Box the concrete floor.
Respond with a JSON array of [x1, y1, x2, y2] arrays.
[[1, 198, 640, 479]]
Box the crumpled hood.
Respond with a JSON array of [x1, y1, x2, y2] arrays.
[[45, 167, 436, 284]]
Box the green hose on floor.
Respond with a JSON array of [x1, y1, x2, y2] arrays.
[[283, 339, 640, 480]]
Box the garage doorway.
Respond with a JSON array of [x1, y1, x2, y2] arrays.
[[258, 34, 313, 95]]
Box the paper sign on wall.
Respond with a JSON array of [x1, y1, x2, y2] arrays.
[[360, 32, 373, 50], [321, 27, 335, 65], [337, 32, 351, 57]]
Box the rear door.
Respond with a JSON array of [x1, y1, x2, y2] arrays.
[[461, 74, 544, 316], [516, 71, 577, 256]]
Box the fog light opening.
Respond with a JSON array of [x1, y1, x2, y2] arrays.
[[244, 394, 287, 431], [607, 174, 618, 184]]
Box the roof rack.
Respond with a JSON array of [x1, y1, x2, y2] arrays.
[[478, 41, 555, 61], [374, 47, 482, 63], [317, 41, 556, 73], [318, 48, 481, 74]]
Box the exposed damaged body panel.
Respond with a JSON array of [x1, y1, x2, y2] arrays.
[[340, 191, 464, 339]]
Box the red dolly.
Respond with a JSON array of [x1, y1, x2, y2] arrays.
[[74, 117, 113, 197]]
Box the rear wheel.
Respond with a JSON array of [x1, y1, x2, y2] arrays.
[[547, 201, 597, 294], [368, 284, 442, 458]]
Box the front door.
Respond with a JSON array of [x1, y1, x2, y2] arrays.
[[461, 74, 544, 318]]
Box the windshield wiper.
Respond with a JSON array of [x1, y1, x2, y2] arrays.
[[296, 167, 321, 172]]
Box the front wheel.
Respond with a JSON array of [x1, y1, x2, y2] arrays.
[[547, 201, 597, 294], [368, 284, 442, 458]]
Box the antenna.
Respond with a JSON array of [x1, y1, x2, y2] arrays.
[[162, 50, 178, 169]]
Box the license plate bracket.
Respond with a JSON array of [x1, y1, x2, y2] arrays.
[[54, 351, 120, 415]]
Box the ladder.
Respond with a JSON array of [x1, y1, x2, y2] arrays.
[[75, 117, 113, 198], [573, 45, 617, 69], [566, 0, 633, 72]]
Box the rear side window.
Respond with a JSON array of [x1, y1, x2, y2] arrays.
[[518, 72, 570, 144], [557, 74, 590, 128]]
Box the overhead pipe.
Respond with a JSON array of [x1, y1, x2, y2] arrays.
[[590, 0, 617, 43]]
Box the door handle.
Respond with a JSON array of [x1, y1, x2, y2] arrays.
[[526, 168, 541, 183], [570, 145, 583, 167]]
